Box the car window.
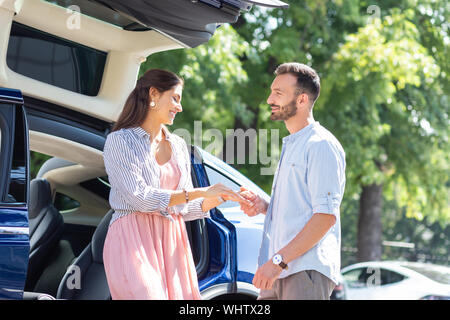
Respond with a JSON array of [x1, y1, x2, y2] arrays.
[[7, 22, 106, 96], [402, 265, 450, 285], [0, 122, 16, 203], [0, 125, 14, 202], [80, 177, 110, 200], [343, 268, 370, 289], [0, 106, 25, 203], [204, 164, 241, 209], [380, 269, 405, 285], [54, 192, 80, 213]]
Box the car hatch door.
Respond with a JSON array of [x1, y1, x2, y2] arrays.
[[0, 88, 30, 300], [242, 0, 289, 8]]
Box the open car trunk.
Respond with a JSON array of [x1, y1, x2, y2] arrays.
[[44, 0, 289, 48]]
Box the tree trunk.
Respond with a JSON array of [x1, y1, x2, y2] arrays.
[[357, 183, 383, 262]]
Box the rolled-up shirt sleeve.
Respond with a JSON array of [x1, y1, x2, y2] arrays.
[[103, 133, 172, 213], [307, 140, 346, 216]]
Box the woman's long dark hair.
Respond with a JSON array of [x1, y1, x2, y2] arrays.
[[112, 69, 183, 132]]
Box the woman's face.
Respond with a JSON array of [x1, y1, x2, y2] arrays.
[[150, 84, 183, 125]]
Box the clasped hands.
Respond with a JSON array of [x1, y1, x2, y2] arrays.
[[207, 184, 268, 216]]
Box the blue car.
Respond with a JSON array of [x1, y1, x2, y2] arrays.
[[0, 0, 289, 300]]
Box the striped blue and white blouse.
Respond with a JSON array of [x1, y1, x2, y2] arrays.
[[103, 126, 208, 226]]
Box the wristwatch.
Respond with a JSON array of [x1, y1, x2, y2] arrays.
[[272, 254, 288, 270]]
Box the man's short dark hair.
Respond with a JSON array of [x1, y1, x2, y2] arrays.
[[275, 62, 320, 104]]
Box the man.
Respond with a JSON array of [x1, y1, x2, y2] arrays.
[[240, 62, 346, 300]]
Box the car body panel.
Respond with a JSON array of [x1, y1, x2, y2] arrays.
[[190, 147, 238, 292], [199, 148, 270, 203], [342, 261, 450, 300], [200, 150, 266, 296], [0, 89, 30, 300]]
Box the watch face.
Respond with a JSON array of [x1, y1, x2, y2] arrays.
[[272, 254, 282, 265]]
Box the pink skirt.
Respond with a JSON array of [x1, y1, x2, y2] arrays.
[[103, 211, 202, 300]]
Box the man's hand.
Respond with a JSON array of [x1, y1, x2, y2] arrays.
[[252, 260, 282, 290], [238, 187, 268, 217]]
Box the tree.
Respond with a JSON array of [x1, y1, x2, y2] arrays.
[[317, 7, 449, 261]]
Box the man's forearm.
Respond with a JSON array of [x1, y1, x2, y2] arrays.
[[278, 213, 336, 264]]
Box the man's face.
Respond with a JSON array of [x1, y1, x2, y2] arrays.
[[267, 74, 299, 121]]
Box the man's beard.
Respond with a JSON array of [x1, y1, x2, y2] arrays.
[[270, 99, 297, 121]]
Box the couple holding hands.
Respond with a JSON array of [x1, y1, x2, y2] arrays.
[[102, 63, 346, 300]]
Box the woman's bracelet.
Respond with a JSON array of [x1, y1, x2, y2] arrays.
[[183, 189, 189, 203]]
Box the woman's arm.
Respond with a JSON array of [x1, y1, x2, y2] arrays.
[[169, 185, 246, 209]]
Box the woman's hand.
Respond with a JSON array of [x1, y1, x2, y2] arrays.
[[203, 183, 249, 204]]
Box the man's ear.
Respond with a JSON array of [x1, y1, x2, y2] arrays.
[[297, 92, 309, 107]]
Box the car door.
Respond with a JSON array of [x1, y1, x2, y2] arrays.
[[0, 88, 30, 299], [194, 147, 270, 298], [189, 146, 238, 293]]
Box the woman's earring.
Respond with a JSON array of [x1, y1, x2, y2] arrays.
[[149, 101, 156, 109]]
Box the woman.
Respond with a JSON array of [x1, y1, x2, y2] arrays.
[[102, 69, 245, 300]]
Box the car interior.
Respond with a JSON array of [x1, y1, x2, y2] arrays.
[[23, 144, 210, 300], [21, 101, 211, 299]]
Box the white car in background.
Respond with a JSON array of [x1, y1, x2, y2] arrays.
[[341, 261, 450, 300]]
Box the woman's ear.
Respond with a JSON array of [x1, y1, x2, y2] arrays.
[[149, 87, 160, 103]]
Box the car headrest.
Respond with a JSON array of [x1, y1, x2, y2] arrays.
[[29, 179, 53, 219], [91, 210, 113, 263]]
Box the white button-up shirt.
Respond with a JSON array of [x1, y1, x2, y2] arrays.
[[258, 122, 346, 284]]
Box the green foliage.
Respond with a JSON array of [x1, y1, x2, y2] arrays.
[[141, 25, 250, 136], [30, 151, 51, 180], [318, 8, 449, 225]]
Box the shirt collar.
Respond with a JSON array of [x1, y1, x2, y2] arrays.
[[132, 125, 171, 141], [283, 121, 318, 143]]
